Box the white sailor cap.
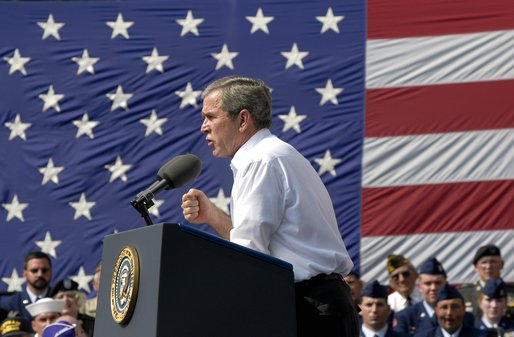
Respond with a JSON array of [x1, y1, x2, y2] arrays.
[[26, 298, 65, 317]]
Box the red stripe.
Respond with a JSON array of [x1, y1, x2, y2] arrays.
[[361, 180, 514, 236], [365, 80, 514, 137], [368, 0, 514, 39]]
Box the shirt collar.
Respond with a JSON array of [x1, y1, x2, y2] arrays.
[[230, 128, 271, 173], [26, 287, 48, 303], [362, 324, 388, 337], [441, 326, 462, 337], [422, 300, 435, 317]]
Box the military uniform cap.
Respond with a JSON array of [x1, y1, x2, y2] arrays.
[[25, 298, 65, 317], [0, 317, 32, 337], [49, 278, 79, 298], [437, 283, 464, 302], [473, 245, 501, 265], [42, 321, 75, 337], [419, 257, 447, 277], [362, 280, 388, 299], [481, 279, 506, 299], [387, 254, 410, 274]]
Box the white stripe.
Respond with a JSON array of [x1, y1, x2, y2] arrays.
[[360, 229, 514, 284], [362, 128, 514, 187], [366, 30, 514, 89]]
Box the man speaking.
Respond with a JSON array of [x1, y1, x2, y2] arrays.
[[181, 76, 358, 337]]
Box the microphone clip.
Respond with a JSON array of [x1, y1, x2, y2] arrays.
[[130, 193, 154, 226]]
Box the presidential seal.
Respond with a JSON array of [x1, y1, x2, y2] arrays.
[[111, 246, 140, 324]]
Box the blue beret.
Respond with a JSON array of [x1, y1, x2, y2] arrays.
[[362, 280, 388, 299], [419, 257, 446, 277], [481, 279, 506, 299], [436, 283, 463, 302]]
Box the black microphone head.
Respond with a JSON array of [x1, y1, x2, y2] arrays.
[[157, 154, 202, 189]]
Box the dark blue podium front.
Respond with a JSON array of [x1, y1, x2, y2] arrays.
[[94, 223, 297, 337]]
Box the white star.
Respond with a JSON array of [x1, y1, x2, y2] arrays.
[[35, 231, 62, 258], [140, 110, 168, 137], [69, 193, 95, 221], [37, 14, 65, 40], [72, 112, 99, 139], [106, 85, 133, 111], [281, 43, 309, 70], [246, 8, 274, 34], [71, 266, 94, 293], [106, 13, 134, 39], [72, 49, 100, 75], [315, 79, 344, 106], [211, 44, 239, 70], [209, 188, 231, 214], [176, 10, 204, 37], [278, 106, 307, 133], [316, 7, 344, 34], [3, 49, 31, 76], [314, 150, 342, 177], [105, 156, 132, 183], [38, 158, 64, 185], [175, 82, 202, 109], [142, 47, 169, 74], [2, 269, 25, 292], [148, 199, 165, 217], [39, 85, 65, 112], [2, 195, 28, 222], [5, 114, 31, 141]]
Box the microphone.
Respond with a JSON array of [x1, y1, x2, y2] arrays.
[[131, 154, 202, 211]]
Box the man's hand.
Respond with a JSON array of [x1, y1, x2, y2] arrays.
[[181, 188, 211, 224], [181, 188, 233, 239]]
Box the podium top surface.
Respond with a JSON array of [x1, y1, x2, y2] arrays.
[[178, 223, 293, 271]]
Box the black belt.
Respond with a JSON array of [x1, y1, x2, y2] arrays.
[[295, 273, 342, 288]]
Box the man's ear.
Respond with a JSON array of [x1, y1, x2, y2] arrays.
[[238, 109, 251, 130]]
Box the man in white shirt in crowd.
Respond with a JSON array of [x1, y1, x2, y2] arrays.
[[387, 255, 422, 313], [181, 76, 358, 337]]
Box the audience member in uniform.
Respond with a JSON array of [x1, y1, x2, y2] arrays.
[[475, 279, 514, 336], [41, 321, 75, 337], [81, 263, 101, 318], [0, 253, 53, 321], [345, 271, 365, 307], [459, 245, 514, 319], [414, 284, 487, 337], [0, 316, 33, 337], [359, 280, 409, 337], [49, 279, 94, 337], [387, 255, 421, 313], [25, 298, 64, 337], [395, 257, 475, 336], [58, 316, 87, 337]]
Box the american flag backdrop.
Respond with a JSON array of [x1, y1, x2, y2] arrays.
[[1, 0, 513, 298], [0, 0, 364, 294]]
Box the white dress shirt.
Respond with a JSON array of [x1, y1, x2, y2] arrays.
[[362, 324, 388, 337], [387, 288, 422, 312], [229, 129, 353, 282]]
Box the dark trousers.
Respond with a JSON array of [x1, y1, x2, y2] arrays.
[[295, 274, 360, 337]]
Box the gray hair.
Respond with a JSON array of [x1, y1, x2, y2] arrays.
[[202, 76, 272, 129]]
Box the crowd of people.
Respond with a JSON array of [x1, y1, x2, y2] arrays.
[[344, 244, 514, 337], [0, 252, 101, 337], [0, 244, 511, 337]]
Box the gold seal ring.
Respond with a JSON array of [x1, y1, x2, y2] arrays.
[[110, 246, 140, 324]]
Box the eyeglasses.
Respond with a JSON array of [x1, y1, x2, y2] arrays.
[[391, 270, 411, 280], [29, 268, 50, 274]]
